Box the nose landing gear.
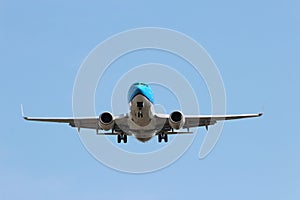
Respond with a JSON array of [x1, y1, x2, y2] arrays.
[[137, 101, 144, 118]]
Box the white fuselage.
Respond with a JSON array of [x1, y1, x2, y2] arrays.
[[128, 94, 157, 142]]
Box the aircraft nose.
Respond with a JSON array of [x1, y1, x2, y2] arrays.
[[130, 85, 144, 98], [127, 84, 154, 103], [134, 85, 144, 93]]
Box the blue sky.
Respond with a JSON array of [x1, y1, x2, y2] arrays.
[[1, 0, 300, 199]]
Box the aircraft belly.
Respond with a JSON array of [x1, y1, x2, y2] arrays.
[[128, 94, 157, 141]]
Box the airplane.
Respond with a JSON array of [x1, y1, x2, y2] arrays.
[[23, 82, 262, 143]]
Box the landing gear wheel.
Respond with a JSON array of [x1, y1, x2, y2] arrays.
[[123, 134, 127, 143], [164, 134, 168, 143], [158, 133, 168, 143], [117, 135, 121, 143], [158, 134, 162, 143], [117, 134, 127, 143]]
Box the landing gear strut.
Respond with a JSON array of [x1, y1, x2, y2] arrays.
[[117, 134, 127, 143], [158, 133, 168, 143]]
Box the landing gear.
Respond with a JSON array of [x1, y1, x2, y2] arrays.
[[117, 134, 127, 143], [158, 133, 168, 143], [137, 111, 143, 118], [136, 101, 144, 118]]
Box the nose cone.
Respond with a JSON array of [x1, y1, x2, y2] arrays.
[[128, 83, 154, 103]]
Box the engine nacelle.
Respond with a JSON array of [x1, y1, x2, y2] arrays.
[[169, 111, 185, 130], [99, 112, 114, 131]]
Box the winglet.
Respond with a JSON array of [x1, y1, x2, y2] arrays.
[[258, 112, 263, 117], [21, 104, 28, 120]]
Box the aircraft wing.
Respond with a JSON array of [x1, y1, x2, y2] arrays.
[[23, 115, 131, 134], [23, 112, 130, 134], [183, 113, 263, 128], [155, 112, 262, 133], [23, 116, 99, 129]]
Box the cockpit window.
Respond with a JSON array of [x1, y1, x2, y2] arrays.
[[134, 82, 148, 86]]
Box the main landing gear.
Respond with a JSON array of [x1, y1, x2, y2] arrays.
[[158, 133, 168, 143], [117, 134, 127, 143]]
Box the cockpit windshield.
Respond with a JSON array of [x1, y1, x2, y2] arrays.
[[134, 82, 148, 86]]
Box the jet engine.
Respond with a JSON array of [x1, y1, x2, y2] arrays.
[[169, 111, 185, 130], [99, 112, 114, 131]]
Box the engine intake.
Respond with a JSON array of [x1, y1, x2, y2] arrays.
[[169, 111, 185, 130], [99, 112, 114, 130]]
